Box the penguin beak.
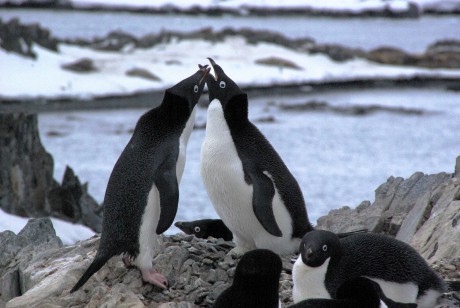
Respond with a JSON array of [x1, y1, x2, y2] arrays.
[[207, 57, 219, 81], [198, 64, 211, 85]]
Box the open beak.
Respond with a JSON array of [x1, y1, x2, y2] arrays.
[[207, 57, 218, 81], [198, 64, 211, 84]]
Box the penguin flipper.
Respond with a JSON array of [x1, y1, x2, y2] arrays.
[[155, 166, 179, 234], [252, 172, 283, 237]]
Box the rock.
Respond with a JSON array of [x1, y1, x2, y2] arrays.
[[46, 166, 103, 232], [126, 68, 162, 81], [366, 47, 418, 66], [255, 56, 303, 70], [91, 30, 137, 51], [456, 156, 460, 177], [0, 113, 56, 217], [62, 58, 97, 73], [0, 18, 58, 58], [0, 218, 62, 304], [308, 43, 363, 62]]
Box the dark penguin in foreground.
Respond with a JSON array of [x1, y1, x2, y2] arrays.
[[212, 249, 282, 308], [292, 230, 446, 308], [70, 65, 210, 293], [288, 277, 384, 308], [174, 219, 233, 241], [200, 58, 314, 255]]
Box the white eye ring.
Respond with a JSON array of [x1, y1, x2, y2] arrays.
[[193, 85, 199, 93], [194, 226, 201, 233], [322, 245, 328, 252], [219, 81, 226, 88]]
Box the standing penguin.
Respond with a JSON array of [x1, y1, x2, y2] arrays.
[[212, 249, 282, 308], [200, 58, 314, 256], [70, 65, 210, 293], [292, 230, 446, 308]]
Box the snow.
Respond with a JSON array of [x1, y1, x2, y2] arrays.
[[0, 209, 95, 245], [1, 36, 460, 100]]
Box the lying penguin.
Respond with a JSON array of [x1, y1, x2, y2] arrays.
[[212, 249, 282, 308], [292, 230, 446, 308], [288, 277, 386, 308], [174, 219, 233, 241], [200, 58, 314, 256], [70, 65, 210, 293]]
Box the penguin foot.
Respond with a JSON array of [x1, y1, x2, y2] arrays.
[[228, 246, 251, 258], [141, 268, 168, 289]]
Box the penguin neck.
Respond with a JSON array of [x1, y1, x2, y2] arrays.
[[180, 106, 196, 145], [206, 98, 232, 135], [161, 92, 192, 127]]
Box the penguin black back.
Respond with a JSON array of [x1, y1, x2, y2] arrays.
[[212, 249, 282, 308], [70, 66, 210, 293]]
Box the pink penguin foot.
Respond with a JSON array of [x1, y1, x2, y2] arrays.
[[122, 256, 133, 267], [141, 268, 168, 289]]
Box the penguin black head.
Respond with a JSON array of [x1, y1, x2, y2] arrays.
[[206, 58, 245, 108], [174, 219, 233, 241], [234, 249, 282, 285], [299, 230, 341, 268], [166, 64, 211, 108]]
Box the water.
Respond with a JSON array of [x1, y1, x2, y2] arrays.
[[1, 9, 460, 52], [38, 87, 460, 234]]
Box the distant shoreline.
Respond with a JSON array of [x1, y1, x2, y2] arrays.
[[1, 2, 460, 18], [2, 77, 458, 113]]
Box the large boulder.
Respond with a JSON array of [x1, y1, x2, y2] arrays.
[[316, 156, 460, 264]]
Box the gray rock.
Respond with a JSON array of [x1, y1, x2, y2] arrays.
[[62, 58, 97, 73]]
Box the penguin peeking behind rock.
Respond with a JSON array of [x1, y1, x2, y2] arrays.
[[292, 230, 446, 308], [174, 218, 233, 241], [70, 64, 211, 293], [212, 249, 282, 308]]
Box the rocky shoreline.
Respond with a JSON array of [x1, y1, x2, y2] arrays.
[[1, 115, 459, 307], [2, 0, 460, 17]]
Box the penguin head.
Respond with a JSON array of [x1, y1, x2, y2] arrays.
[[299, 230, 341, 267], [206, 57, 245, 108], [166, 64, 210, 108], [174, 220, 209, 239], [233, 249, 282, 287]]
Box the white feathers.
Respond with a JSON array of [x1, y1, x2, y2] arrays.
[[365, 277, 418, 304], [292, 256, 332, 303]]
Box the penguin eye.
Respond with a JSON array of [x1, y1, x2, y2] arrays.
[[219, 81, 226, 88], [193, 85, 199, 93], [194, 226, 201, 233], [322, 245, 328, 252]]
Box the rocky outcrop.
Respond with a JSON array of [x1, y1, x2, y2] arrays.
[[316, 156, 460, 264], [0, 18, 58, 58], [0, 113, 102, 232], [0, 113, 56, 217], [0, 218, 63, 305]]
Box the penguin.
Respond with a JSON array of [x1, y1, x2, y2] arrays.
[[174, 218, 233, 241], [292, 230, 446, 308], [200, 58, 314, 256], [70, 65, 211, 293], [288, 277, 384, 308], [212, 249, 282, 308]]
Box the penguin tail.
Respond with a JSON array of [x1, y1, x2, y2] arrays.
[[336, 229, 368, 238], [446, 280, 460, 291], [70, 251, 111, 293]]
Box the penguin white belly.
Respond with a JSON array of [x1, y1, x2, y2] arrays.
[[176, 106, 196, 182], [134, 184, 161, 270], [136, 108, 196, 269], [201, 99, 297, 254], [292, 256, 331, 302]]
